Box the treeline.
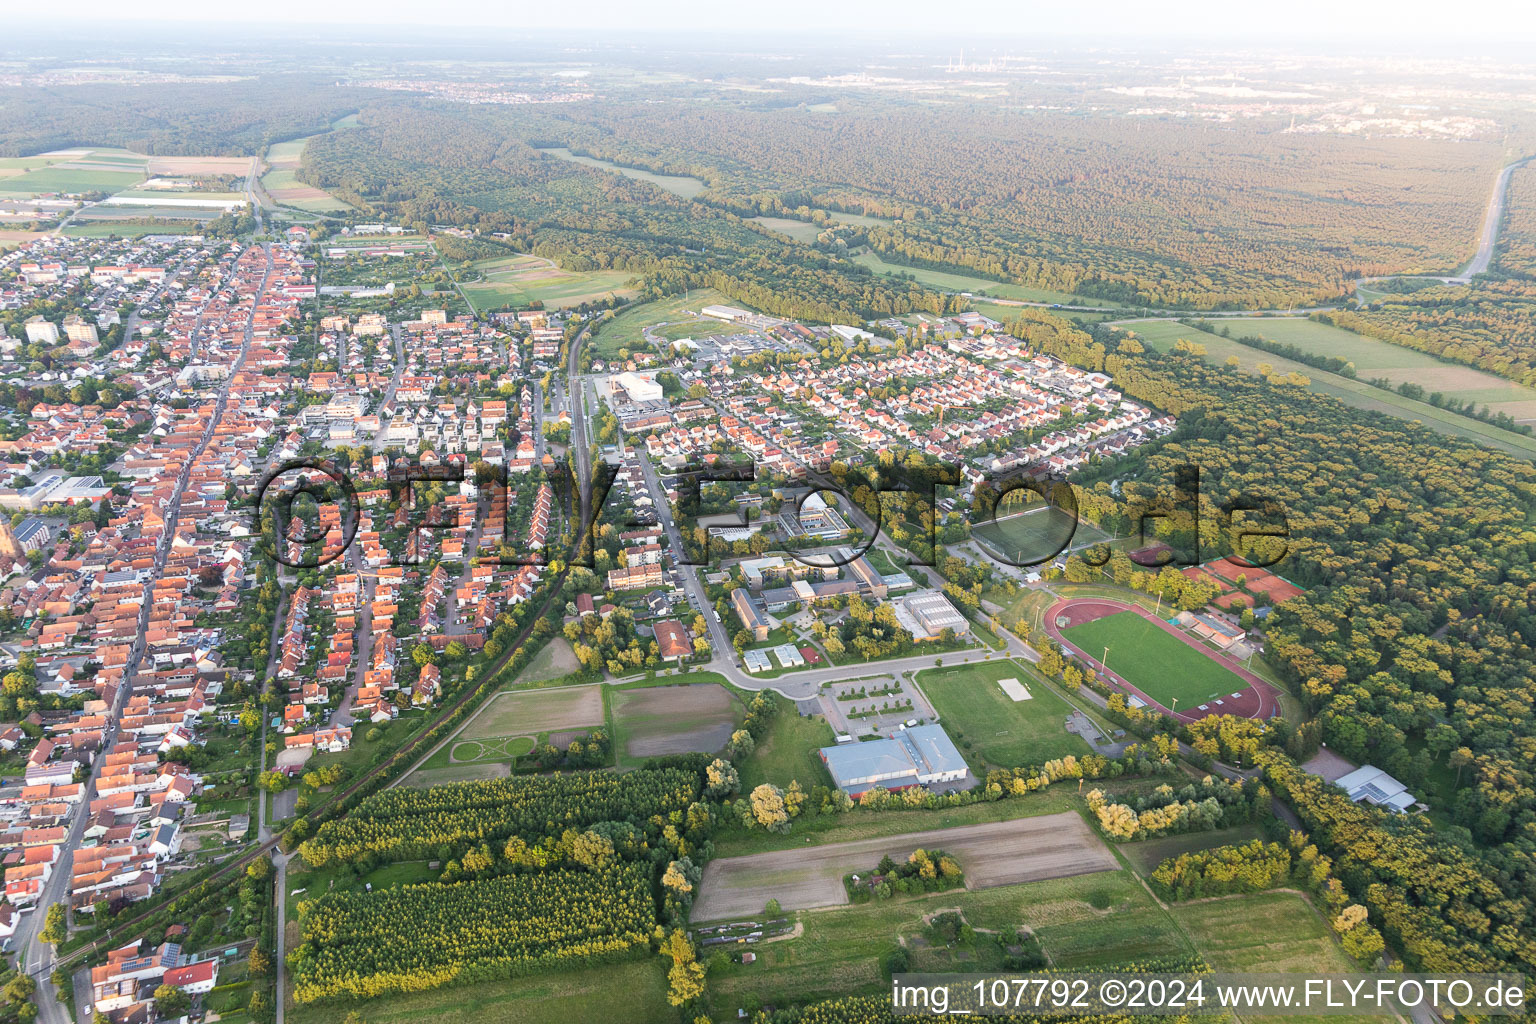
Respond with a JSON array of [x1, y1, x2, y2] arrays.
[[289, 864, 653, 1003], [1085, 776, 1269, 841], [296, 765, 702, 866], [1150, 834, 1386, 964], [1017, 312, 1536, 846], [1261, 754, 1532, 978]]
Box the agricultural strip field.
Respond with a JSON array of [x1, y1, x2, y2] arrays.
[[610, 683, 739, 762], [0, 167, 145, 195], [262, 133, 352, 212], [1218, 315, 1536, 423], [916, 660, 1091, 768], [460, 684, 604, 740], [459, 252, 637, 311], [971, 503, 1111, 566], [692, 811, 1117, 921], [1122, 318, 1536, 458], [1060, 610, 1249, 710]]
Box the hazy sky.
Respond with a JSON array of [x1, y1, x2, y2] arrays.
[[24, 0, 1536, 42]]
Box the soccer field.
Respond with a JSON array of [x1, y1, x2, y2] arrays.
[[971, 505, 1108, 566], [1059, 610, 1248, 710]]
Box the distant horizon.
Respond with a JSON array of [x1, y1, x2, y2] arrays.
[[5, 1, 1536, 52]]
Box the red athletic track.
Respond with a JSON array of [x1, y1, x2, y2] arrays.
[[1042, 597, 1281, 722]]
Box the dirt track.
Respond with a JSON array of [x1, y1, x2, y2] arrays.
[[692, 811, 1116, 922]]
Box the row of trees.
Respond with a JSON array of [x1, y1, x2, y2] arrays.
[[289, 864, 654, 1003], [297, 765, 702, 866], [1085, 777, 1269, 841]]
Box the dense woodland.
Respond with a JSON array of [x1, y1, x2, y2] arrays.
[[0, 77, 363, 156], [400, 96, 1495, 307], [294, 94, 1503, 311]]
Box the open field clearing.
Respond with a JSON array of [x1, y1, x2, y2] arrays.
[[397, 762, 512, 787], [1219, 315, 1536, 422], [460, 252, 637, 310], [538, 146, 706, 199], [1124, 318, 1536, 458], [1174, 892, 1382, 1024], [917, 660, 1091, 767], [513, 637, 580, 683], [737, 701, 836, 792], [461, 684, 604, 740], [611, 682, 738, 760], [286, 959, 674, 1024], [261, 132, 352, 212], [855, 250, 1129, 307], [587, 288, 735, 358], [693, 811, 1116, 921]]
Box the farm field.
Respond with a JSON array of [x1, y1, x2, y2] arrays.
[[610, 682, 740, 764], [1123, 318, 1536, 458], [1219, 315, 1536, 422], [1060, 610, 1249, 710], [916, 660, 1091, 768], [692, 811, 1117, 921], [703, 868, 1184, 1019], [459, 252, 638, 311], [0, 166, 145, 195], [61, 222, 202, 238], [750, 216, 823, 242], [971, 503, 1111, 567], [398, 762, 512, 787], [1173, 893, 1380, 1024], [854, 250, 1130, 307], [537, 146, 706, 199], [461, 684, 604, 741], [261, 132, 353, 212]]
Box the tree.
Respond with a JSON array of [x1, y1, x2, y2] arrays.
[[748, 783, 790, 833], [5, 974, 36, 1005], [248, 945, 272, 977], [153, 985, 190, 1017], [765, 898, 781, 916], [39, 903, 66, 945]]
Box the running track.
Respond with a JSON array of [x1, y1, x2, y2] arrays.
[[1042, 598, 1281, 722]]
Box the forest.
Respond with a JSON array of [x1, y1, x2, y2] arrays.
[[0, 77, 363, 156], [377, 94, 1497, 309], [297, 101, 959, 324], [1018, 311, 1536, 979]]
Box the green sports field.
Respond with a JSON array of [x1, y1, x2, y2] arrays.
[[1060, 610, 1247, 710], [971, 505, 1110, 566], [917, 660, 1090, 767]]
